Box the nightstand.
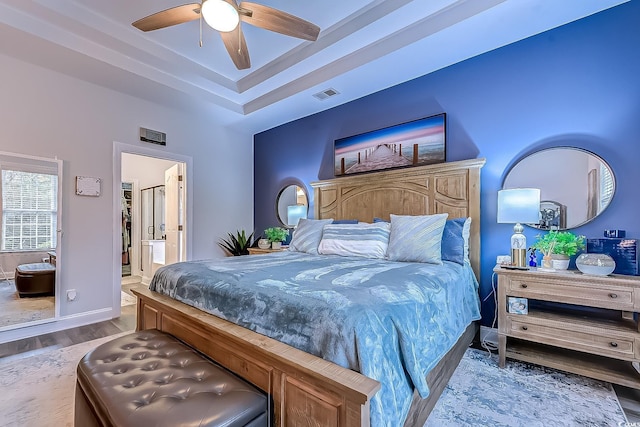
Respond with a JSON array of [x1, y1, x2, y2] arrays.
[[247, 247, 287, 255], [495, 265, 640, 389]]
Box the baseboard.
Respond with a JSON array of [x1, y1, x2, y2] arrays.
[[480, 325, 498, 347], [0, 307, 114, 344]]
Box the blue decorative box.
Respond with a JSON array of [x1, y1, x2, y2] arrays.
[[586, 238, 639, 276]]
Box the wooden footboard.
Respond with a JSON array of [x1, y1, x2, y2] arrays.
[[133, 286, 380, 427], [133, 287, 477, 426]]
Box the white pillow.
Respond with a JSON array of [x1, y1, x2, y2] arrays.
[[288, 218, 334, 255], [386, 213, 449, 264], [318, 222, 391, 258]]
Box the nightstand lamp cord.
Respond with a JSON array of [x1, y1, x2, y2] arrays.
[[480, 272, 499, 356]]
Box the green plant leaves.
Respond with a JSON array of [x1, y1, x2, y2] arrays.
[[264, 227, 289, 242], [532, 231, 585, 257], [218, 229, 255, 256]]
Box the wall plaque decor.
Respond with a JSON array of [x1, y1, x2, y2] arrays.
[[75, 176, 101, 196]]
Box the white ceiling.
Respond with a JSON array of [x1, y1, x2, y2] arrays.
[[0, 0, 627, 134]]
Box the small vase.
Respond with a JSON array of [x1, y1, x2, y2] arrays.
[[541, 255, 555, 271], [258, 239, 270, 249], [271, 241, 282, 250]]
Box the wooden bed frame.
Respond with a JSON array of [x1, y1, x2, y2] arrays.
[[133, 158, 485, 426]]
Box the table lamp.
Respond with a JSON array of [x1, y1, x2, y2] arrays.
[[497, 188, 541, 268], [287, 205, 307, 227]]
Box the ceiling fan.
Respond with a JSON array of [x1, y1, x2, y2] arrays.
[[132, 0, 320, 70]]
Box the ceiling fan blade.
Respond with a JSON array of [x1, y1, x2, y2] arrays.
[[239, 2, 320, 41], [133, 3, 201, 32], [220, 25, 251, 70]]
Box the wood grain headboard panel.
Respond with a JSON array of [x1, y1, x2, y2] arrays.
[[310, 158, 486, 279]]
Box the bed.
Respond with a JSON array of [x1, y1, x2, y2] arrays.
[[133, 157, 485, 427]]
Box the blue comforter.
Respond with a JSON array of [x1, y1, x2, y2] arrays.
[[150, 251, 480, 427]]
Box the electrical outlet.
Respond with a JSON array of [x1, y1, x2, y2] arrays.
[[496, 255, 511, 264], [67, 289, 77, 301]]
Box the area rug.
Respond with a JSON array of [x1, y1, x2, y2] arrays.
[[0, 340, 627, 427], [426, 348, 627, 426], [120, 290, 137, 306], [0, 279, 54, 328], [0, 332, 128, 427]]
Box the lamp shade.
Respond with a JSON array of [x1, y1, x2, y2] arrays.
[[497, 188, 541, 224], [287, 205, 307, 227], [201, 0, 239, 32]]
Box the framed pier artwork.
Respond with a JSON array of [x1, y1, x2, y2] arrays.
[[334, 113, 446, 177]]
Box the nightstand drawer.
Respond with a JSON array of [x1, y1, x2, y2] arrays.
[[508, 318, 635, 360], [508, 279, 634, 310]]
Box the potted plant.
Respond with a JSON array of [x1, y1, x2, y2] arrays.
[[218, 230, 254, 256], [532, 230, 585, 270], [264, 227, 289, 249]]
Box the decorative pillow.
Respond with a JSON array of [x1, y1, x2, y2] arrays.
[[387, 213, 449, 264], [332, 219, 359, 224], [318, 223, 391, 259], [441, 217, 472, 265], [373, 217, 388, 223], [288, 218, 334, 255]]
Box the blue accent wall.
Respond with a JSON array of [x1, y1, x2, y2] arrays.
[[254, 2, 640, 326]]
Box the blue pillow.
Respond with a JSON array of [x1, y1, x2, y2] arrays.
[[288, 218, 334, 255], [441, 217, 472, 265], [387, 214, 448, 264], [373, 217, 388, 223], [332, 219, 359, 224]]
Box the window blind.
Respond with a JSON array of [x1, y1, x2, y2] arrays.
[[1, 169, 58, 251]]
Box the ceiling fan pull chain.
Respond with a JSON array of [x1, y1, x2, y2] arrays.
[[238, 26, 242, 54]]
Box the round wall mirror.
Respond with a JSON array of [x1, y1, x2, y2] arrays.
[[503, 147, 615, 230], [276, 185, 309, 228]]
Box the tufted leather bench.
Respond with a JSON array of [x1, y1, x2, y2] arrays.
[[75, 329, 268, 427]]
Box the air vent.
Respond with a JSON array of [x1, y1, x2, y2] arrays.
[[140, 127, 166, 146], [313, 88, 340, 101]]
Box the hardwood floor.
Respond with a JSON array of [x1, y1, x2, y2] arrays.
[[0, 285, 138, 363], [615, 385, 640, 422]]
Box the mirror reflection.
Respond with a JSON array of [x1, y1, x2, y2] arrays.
[[277, 185, 309, 228], [503, 147, 615, 230], [0, 152, 60, 331]]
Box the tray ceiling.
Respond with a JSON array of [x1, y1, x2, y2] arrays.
[[0, 0, 627, 132]]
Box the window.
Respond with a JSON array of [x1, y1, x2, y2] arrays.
[[599, 163, 614, 211], [1, 169, 58, 251]]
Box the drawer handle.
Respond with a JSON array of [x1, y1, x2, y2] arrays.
[[610, 342, 618, 348], [522, 326, 528, 331], [521, 284, 528, 289], [609, 293, 618, 299]]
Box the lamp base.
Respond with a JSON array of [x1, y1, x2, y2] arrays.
[[511, 248, 527, 268]]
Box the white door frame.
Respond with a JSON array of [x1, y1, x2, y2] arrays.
[[112, 142, 192, 316]]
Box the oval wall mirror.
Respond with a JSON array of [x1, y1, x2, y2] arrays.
[[503, 147, 615, 230], [276, 185, 309, 228]]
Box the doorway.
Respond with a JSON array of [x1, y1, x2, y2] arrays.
[[113, 142, 192, 317]]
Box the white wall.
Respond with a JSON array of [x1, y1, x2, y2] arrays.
[[0, 53, 254, 342], [122, 154, 177, 190]]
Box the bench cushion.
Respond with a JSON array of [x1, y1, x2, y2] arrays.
[[76, 329, 268, 427], [16, 262, 56, 275]]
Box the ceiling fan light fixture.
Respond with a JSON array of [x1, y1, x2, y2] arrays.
[[201, 0, 239, 32]]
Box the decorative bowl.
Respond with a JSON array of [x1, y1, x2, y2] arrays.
[[257, 239, 270, 249], [576, 253, 616, 276]]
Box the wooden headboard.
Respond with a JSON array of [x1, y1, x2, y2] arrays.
[[310, 158, 486, 279]]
